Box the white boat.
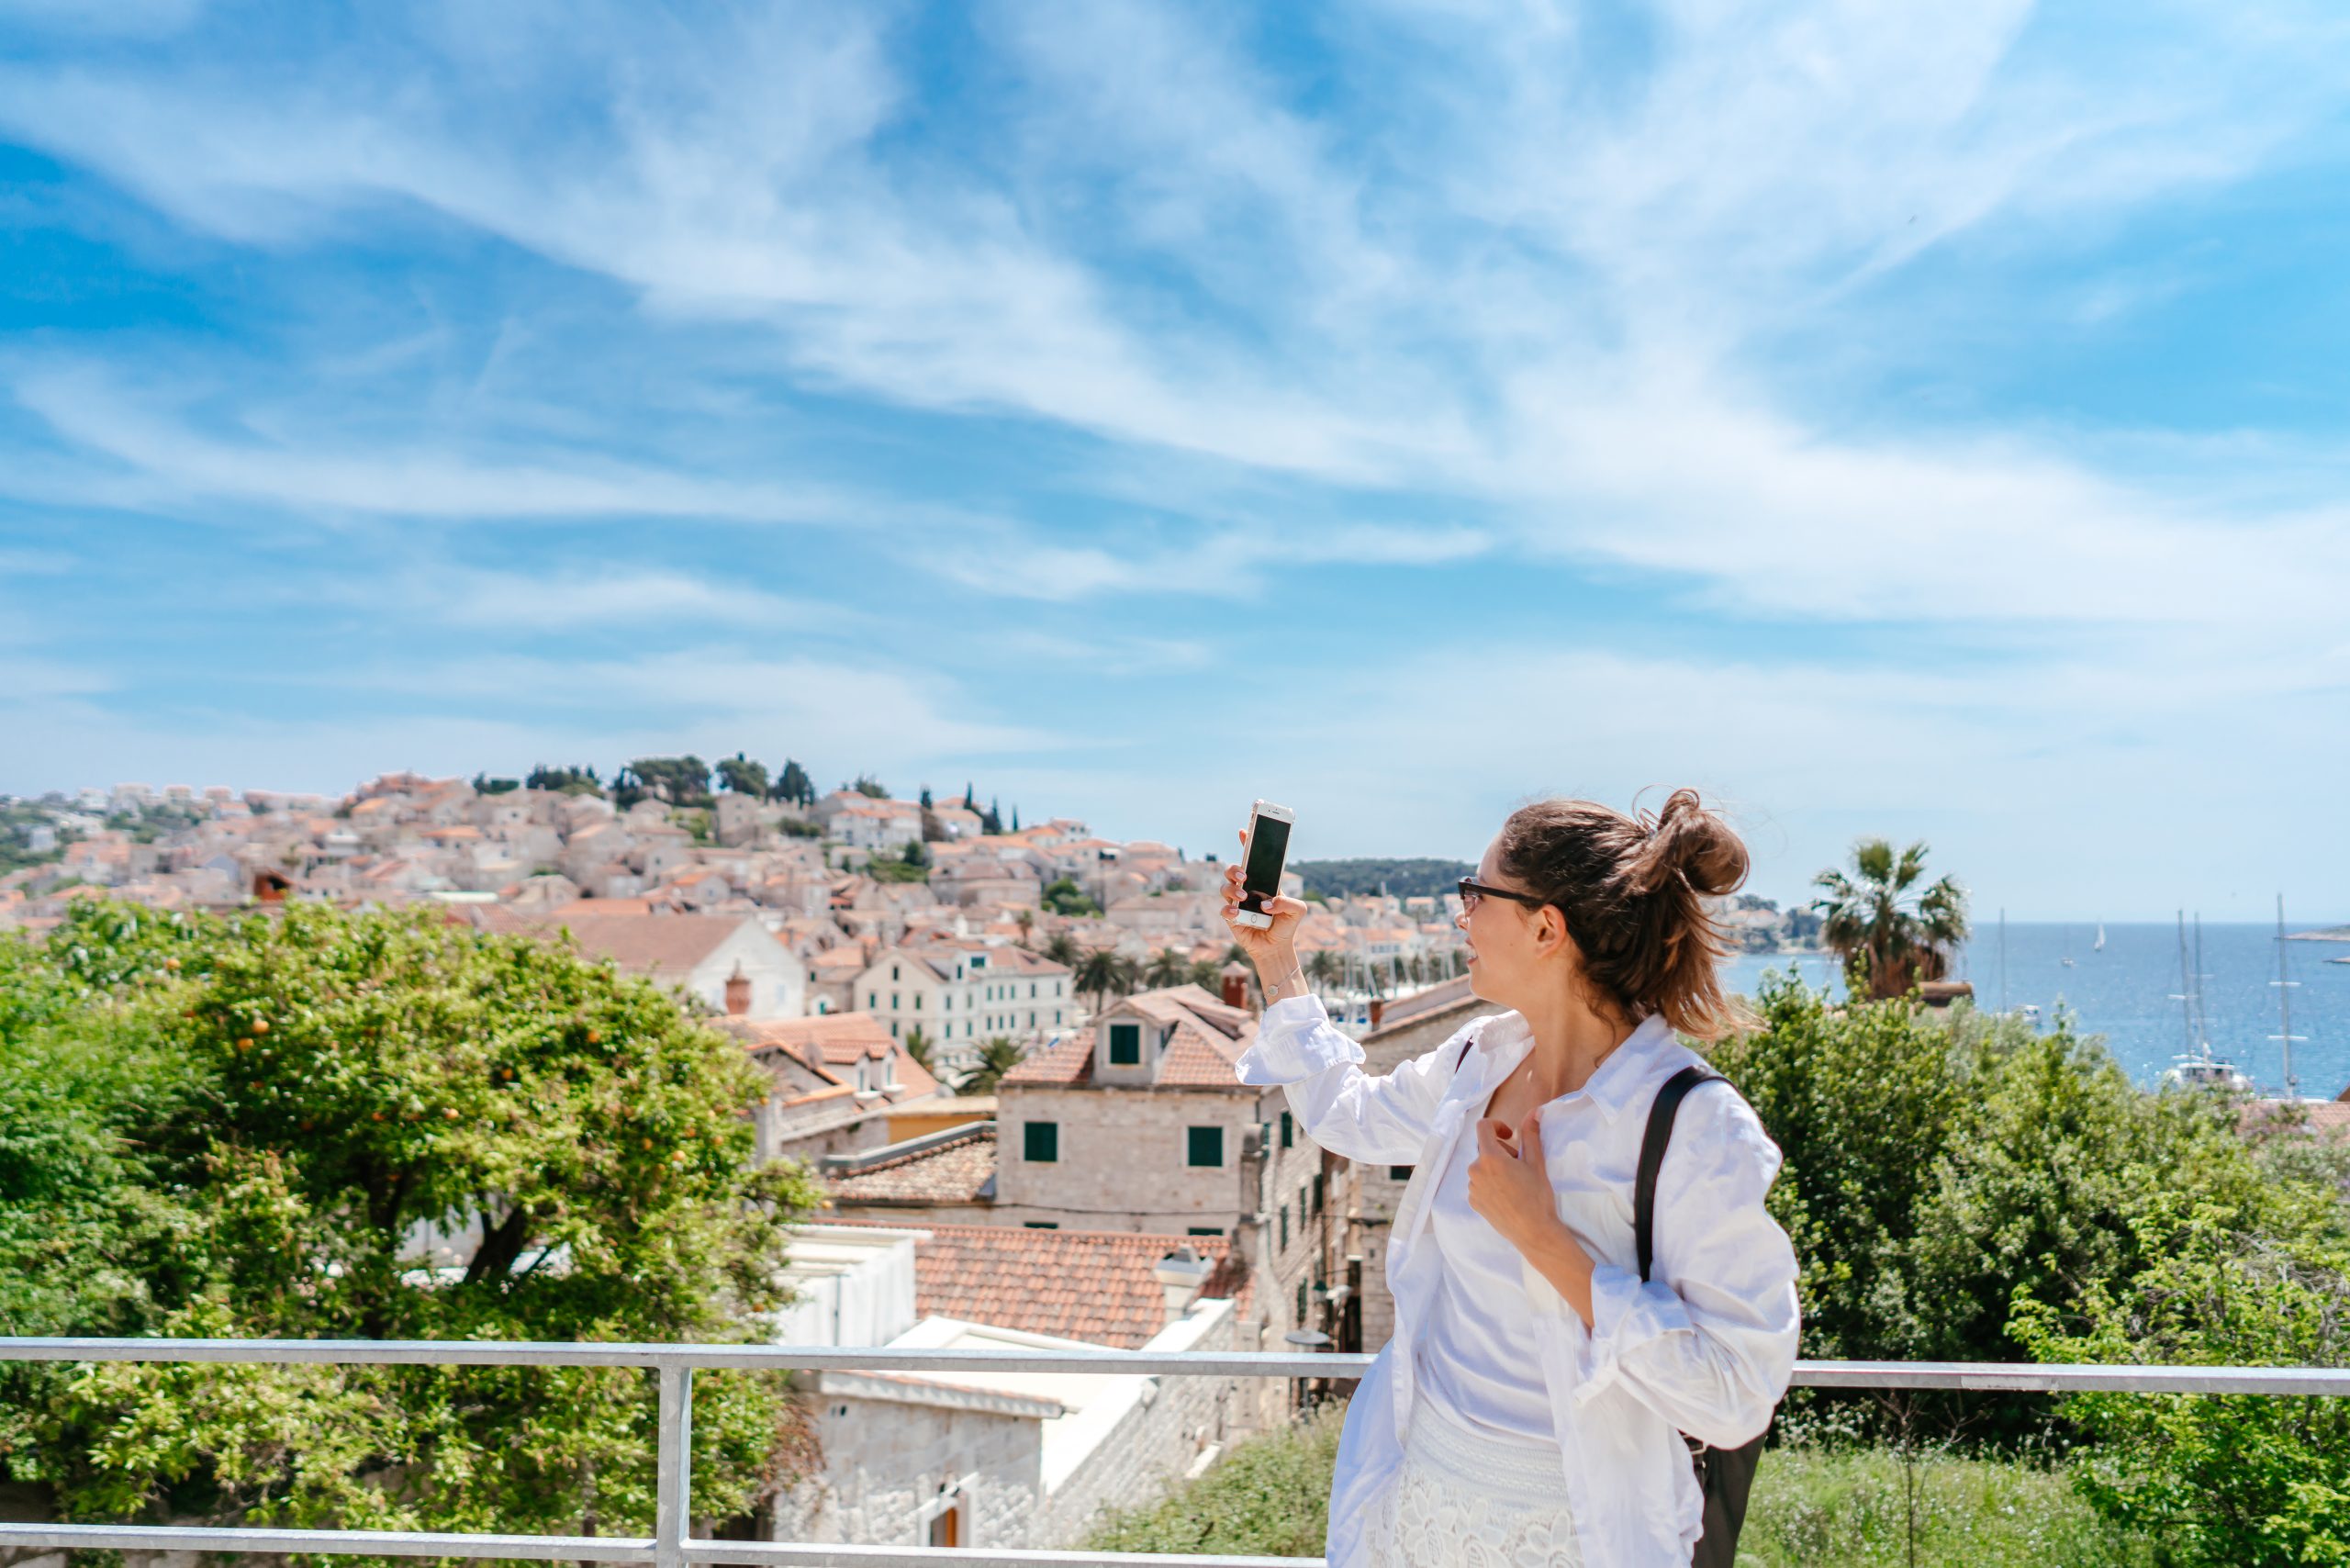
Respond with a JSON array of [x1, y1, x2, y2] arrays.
[[2093, 922, 2106, 953], [2159, 910, 2253, 1094]]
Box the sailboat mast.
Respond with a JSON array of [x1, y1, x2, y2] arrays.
[[2273, 894, 2304, 1101], [1998, 908, 2008, 1014], [2175, 911, 2196, 1058]]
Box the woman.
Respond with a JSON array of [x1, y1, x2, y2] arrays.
[[1225, 790, 1799, 1567]]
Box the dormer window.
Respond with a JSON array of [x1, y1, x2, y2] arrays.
[[1108, 1022, 1141, 1066]]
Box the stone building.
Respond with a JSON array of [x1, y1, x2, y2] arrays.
[[758, 1222, 1261, 1551]]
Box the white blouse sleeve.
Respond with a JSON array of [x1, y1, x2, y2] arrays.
[[1540, 1081, 1801, 1450], [1232, 994, 1468, 1166]]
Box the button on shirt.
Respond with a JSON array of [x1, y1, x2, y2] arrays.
[[1235, 994, 1801, 1568]]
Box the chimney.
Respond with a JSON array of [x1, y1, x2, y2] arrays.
[[1368, 997, 1385, 1031], [1220, 960, 1252, 1013], [1152, 1245, 1214, 1325], [724, 961, 753, 1017]]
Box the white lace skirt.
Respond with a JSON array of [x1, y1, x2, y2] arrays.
[[1365, 1398, 1585, 1567]]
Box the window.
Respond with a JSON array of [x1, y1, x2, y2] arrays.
[[891, 965, 900, 981], [1313, 1175, 1325, 1215], [1109, 1022, 1141, 1065], [1024, 1121, 1058, 1163], [1054, 1009, 1062, 1024], [1023, 1221, 1058, 1230], [913, 993, 922, 1009], [1029, 981, 1037, 998], [1389, 1165, 1413, 1181], [1188, 1126, 1223, 1168], [1279, 1204, 1288, 1249], [867, 991, 878, 1009], [1280, 1112, 1293, 1148], [1188, 1226, 1224, 1238], [890, 993, 900, 1010], [971, 955, 987, 969], [1297, 1280, 1309, 1322]]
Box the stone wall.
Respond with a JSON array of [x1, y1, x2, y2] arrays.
[[995, 1086, 1264, 1232], [769, 1386, 1046, 1550], [1033, 1300, 1249, 1547]]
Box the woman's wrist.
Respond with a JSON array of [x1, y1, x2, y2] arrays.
[[1258, 947, 1306, 1002]]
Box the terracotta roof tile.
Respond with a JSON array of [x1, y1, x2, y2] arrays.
[[831, 1218, 1248, 1348], [825, 1124, 997, 1204]]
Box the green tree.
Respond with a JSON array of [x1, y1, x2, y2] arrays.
[[960, 1036, 1024, 1097], [902, 1025, 936, 1077], [614, 756, 712, 811], [771, 760, 814, 808], [1074, 948, 1140, 1014], [1811, 838, 1969, 1000], [1187, 958, 1226, 992], [0, 900, 821, 1541], [1042, 879, 1099, 917], [1013, 909, 1035, 947], [1041, 932, 1083, 968], [850, 775, 889, 800], [470, 774, 520, 795], [523, 765, 602, 798], [1144, 949, 1192, 990], [1304, 949, 1342, 995], [715, 754, 768, 799], [2014, 1203, 2350, 1566]]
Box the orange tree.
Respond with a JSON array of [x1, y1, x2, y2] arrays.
[[0, 899, 820, 1546]]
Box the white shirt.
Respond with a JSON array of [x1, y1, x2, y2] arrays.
[[1417, 1112, 1557, 1440], [1235, 995, 1800, 1568]]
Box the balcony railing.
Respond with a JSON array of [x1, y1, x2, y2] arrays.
[[3, 1338, 2346, 1568]]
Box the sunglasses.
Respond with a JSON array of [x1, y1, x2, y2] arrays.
[[1458, 878, 1550, 914]]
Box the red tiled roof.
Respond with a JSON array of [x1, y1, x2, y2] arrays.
[[825, 1125, 997, 1204], [721, 1014, 942, 1101], [2242, 1099, 2350, 1137], [832, 1219, 1248, 1348], [1002, 985, 1255, 1090]]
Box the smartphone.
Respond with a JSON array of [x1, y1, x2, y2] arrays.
[[1234, 800, 1294, 929]]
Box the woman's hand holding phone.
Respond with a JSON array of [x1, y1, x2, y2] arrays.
[[1221, 827, 1309, 989]]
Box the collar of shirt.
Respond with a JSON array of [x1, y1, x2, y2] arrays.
[[1468, 1008, 1681, 1125]]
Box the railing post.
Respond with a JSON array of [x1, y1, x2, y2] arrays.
[[655, 1363, 692, 1568]]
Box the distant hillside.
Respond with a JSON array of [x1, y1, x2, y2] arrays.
[[1293, 857, 1474, 901]]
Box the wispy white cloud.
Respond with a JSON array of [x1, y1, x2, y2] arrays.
[[8, 365, 857, 526]]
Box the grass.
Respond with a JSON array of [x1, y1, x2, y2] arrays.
[[1083, 1413, 2154, 1566]]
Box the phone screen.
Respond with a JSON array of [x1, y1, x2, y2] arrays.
[[1241, 814, 1292, 910]]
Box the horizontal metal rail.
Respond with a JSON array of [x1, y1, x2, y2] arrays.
[[2, 1338, 2344, 1568]]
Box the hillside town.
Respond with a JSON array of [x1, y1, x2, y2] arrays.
[[0, 764, 1518, 1550]]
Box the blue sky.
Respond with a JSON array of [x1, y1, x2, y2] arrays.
[[3, 0, 2347, 921]]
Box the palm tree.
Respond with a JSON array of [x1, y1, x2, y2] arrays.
[[1304, 948, 1342, 996], [1042, 932, 1083, 969], [960, 1036, 1024, 1096], [1187, 958, 1225, 991], [1812, 838, 1970, 1001], [1075, 947, 1141, 1014], [1014, 908, 1035, 947], [1144, 947, 1192, 990], [902, 1025, 936, 1077]]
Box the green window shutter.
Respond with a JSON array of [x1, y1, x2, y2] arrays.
[[1280, 1111, 1293, 1148], [1389, 1165, 1413, 1181], [1187, 1226, 1224, 1238], [1188, 1126, 1223, 1168], [1024, 1221, 1058, 1229], [1297, 1280, 1308, 1322], [1109, 1022, 1141, 1065], [1279, 1204, 1289, 1249], [1024, 1121, 1058, 1163]]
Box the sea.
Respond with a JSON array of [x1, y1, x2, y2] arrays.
[[1720, 922, 2350, 1098]]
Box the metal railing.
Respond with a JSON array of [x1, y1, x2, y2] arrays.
[[2, 1338, 2346, 1567]]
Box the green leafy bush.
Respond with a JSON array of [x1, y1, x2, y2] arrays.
[[0, 899, 822, 1545], [2013, 1201, 2350, 1566]]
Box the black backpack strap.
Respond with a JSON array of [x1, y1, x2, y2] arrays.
[[1636, 1064, 1722, 1284]]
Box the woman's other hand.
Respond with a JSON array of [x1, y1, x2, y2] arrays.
[[1467, 1114, 1564, 1254]]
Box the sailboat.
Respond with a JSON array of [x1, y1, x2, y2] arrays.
[[2093, 922, 2105, 953], [2159, 909, 2253, 1093]]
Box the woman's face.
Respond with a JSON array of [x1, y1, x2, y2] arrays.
[[1460, 834, 1557, 1009]]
